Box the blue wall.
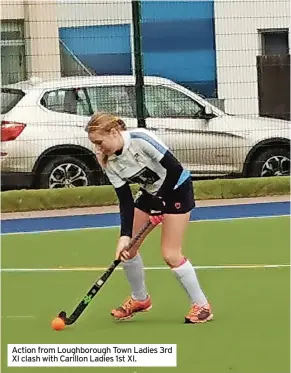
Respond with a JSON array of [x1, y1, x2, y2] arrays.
[[59, 0, 217, 98], [59, 24, 132, 75], [141, 0, 217, 97]]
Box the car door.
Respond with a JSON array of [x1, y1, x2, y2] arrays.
[[142, 84, 239, 175]]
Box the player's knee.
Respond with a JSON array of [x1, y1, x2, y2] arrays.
[[163, 251, 184, 268]]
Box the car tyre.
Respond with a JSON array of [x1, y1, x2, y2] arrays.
[[248, 147, 290, 177], [38, 156, 96, 189]]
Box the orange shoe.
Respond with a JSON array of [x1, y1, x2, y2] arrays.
[[111, 296, 152, 320], [184, 303, 213, 324]]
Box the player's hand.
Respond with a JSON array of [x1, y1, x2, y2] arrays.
[[95, 150, 107, 169], [115, 236, 131, 261]]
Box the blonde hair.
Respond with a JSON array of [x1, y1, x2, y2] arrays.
[[85, 112, 127, 134], [85, 112, 127, 168]]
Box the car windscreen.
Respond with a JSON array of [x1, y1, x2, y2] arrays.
[[1, 88, 25, 114]]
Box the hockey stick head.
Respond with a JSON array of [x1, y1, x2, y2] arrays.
[[58, 311, 66, 319], [57, 311, 76, 325], [58, 311, 69, 324]]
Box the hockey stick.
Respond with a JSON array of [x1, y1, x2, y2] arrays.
[[58, 220, 152, 325]]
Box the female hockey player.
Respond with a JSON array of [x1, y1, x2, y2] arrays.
[[85, 112, 213, 324]]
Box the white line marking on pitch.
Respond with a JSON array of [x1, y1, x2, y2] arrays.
[[1, 214, 289, 236], [1, 264, 289, 320], [1, 264, 290, 273]]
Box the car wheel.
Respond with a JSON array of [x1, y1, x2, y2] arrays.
[[39, 156, 94, 189], [249, 147, 290, 177]]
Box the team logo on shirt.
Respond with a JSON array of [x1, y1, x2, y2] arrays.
[[126, 167, 160, 186]]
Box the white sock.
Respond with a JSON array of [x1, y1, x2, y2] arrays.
[[172, 259, 208, 306], [122, 254, 148, 301]]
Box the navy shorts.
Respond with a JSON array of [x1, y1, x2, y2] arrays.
[[134, 177, 195, 215]]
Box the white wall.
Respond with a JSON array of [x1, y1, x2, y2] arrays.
[[57, 0, 132, 27], [1, 1, 24, 19], [0, 0, 131, 24], [214, 0, 290, 116], [24, 0, 61, 80]]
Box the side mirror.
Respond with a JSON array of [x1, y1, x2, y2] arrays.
[[204, 105, 215, 120], [205, 105, 213, 115]]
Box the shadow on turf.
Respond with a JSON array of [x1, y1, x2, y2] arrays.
[[77, 316, 214, 329]]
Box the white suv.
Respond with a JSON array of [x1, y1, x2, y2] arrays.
[[1, 75, 290, 189]]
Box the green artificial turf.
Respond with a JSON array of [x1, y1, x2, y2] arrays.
[[1, 216, 290, 373]]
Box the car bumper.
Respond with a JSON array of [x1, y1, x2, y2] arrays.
[[1, 172, 34, 190]]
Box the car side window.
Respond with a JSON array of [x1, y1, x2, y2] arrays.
[[41, 89, 91, 115], [144, 85, 203, 118], [85, 86, 134, 117]]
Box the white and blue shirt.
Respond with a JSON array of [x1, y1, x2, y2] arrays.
[[104, 128, 190, 195]]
